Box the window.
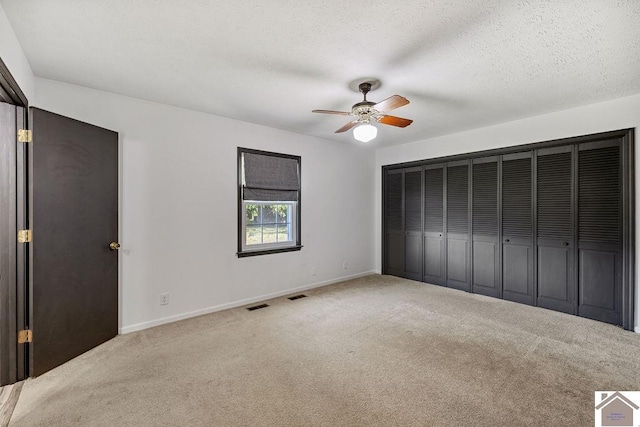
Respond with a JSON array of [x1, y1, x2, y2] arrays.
[[244, 202, 295, 247], [237, 148, 301, 257]]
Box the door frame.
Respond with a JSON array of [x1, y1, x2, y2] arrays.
[[382, 128, 635, 331], [0, 56, 29, 386]]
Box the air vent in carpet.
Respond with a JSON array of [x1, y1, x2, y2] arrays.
[[288, 294, 307, 301], [246, 303, 269, 311]]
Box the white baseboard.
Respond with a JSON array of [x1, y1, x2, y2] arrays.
[[119, 270, 378, 334], [635, 326, 640, 334]]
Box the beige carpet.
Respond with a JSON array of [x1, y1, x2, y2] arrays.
[[9, 275, 640, 426]]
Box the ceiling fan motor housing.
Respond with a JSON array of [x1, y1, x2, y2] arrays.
[[353, 83, 377, 122], [352, 102, 377, 123], [359, 82, 372, 96]]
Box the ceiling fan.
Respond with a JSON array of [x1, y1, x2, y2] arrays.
[[312, 82, 413, 142]]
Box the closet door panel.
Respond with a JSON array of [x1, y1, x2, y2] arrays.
[[536, 147, 574, 314], [447, 239, 468, 284], [503, 244, 531, 295], [424, 165, 445, 285], [424, 238, 444, 282], [404, 235, 422, 279], [577, 141, 622, 325], [578, 247, 621, 325], [472, 158, 500, 297], [473, 240, 497, 290], [502, 153, 533, 305], [404, 168, 423, 280], [537, 244, 571, 301], [384, 171, 404, 277], [580, 246, 617, 308], [386, 234, 404, 273], [446, 161, 470, 291]]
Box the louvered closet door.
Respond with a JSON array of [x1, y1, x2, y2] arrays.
[[384, 170, 404, 277], [502, 152, 534, 305], [472, 157, 500, 297], [446, 161, 471, 291], [404, 168, 423, 280], [536, 146, 574, 314], [577, 140, 622, 325], [424, 164, 445, 286]]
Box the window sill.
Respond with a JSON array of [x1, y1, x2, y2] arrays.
[[237, 245, 303, 258]]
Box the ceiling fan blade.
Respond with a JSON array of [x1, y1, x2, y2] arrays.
[[335, 120, 359, 133], [312, 109, 352, 116], [373, 95, 409, 112], [377, 115, 413, 128]]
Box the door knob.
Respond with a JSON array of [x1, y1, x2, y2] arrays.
[[563, 242, 569, 246], [109, 241, 121, 251], [504, 239, 510, 243]]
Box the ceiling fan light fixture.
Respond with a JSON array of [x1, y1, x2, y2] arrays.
[[353, 123, 377, 143]]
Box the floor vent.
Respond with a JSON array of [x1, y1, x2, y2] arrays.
[[288, 294, 307, 301], [246, 303, 269, 311]]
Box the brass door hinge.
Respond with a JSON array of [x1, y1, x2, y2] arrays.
[[18, 330, 32, 344], [17, 229, 32, 243], [18, 129, 32, 143]]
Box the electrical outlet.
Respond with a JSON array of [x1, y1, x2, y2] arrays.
[[342, 260, 348, 269], [311, 266, 317, 276], [160, 293, 169, 305]]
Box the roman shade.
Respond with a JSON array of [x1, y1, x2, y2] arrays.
[[242, 152, 300, 201]]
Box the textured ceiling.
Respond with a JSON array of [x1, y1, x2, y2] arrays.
[[2, 0, 640, 147]]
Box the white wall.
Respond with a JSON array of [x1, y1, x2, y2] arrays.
[[35, 78, 376, 333], [0, 3, 34, 102], [375, 93, 640, 331]]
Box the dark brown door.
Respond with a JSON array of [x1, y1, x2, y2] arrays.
[[577, 139, 622, 325], [30, 108, 118, 377], [423, 164, 445, 286], [501, 152, 534, 305], [446, 160, 471, 291], [472, 157, 500, 298], [536, 146, 575, 314], [404, 167, 423, 281], [384, 170, 404, 277]]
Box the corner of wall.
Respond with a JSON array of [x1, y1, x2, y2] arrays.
[[0, 3, 35, 103]]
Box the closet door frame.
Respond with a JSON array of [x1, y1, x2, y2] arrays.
[[621, 130, 634, 331]]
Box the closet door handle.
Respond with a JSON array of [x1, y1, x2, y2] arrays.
[[504, 239, 510, 243], [563, 242, 569, 246]]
